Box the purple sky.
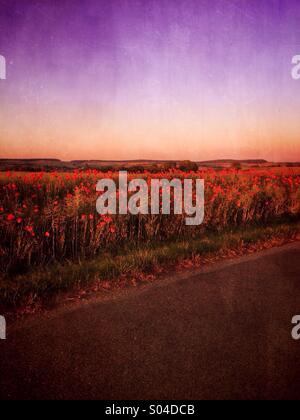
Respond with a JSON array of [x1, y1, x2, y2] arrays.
[[0, 0, 300, 161]]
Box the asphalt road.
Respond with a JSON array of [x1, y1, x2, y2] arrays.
[[1, 242, 300, 400]]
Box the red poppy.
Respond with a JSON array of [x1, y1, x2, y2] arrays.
[[109, 225, 116, 234]]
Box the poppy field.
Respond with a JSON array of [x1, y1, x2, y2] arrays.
[[0, 167, 299, 279]]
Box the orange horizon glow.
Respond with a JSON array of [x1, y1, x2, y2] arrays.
[[1, 106, 300, 162]]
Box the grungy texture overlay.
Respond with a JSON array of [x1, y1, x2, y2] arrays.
[[0, 0, 300, 161]]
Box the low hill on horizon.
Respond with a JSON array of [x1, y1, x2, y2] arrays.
[[0, 158, 299, 172]]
